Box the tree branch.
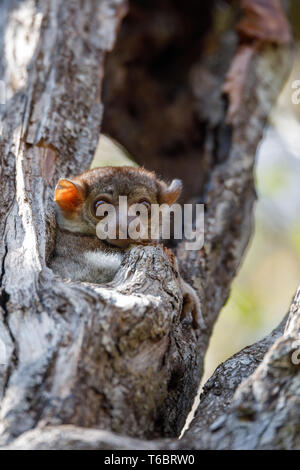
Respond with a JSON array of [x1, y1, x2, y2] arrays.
[[0, 0, 297, 450]]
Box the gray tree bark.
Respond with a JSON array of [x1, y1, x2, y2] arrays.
[[0, 0, 298, 450]]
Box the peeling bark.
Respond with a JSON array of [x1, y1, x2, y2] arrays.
[[0, 0, 298, 451]]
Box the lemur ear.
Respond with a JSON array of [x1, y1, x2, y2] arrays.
[[159, 179, 182, 205], [54, 178, 85, 212]]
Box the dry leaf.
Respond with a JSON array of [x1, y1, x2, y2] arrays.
[[238, 0, 292, 44]]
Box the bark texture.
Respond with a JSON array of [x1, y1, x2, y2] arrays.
[[0, 0, 298, 451]]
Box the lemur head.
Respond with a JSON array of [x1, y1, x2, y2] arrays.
[[54, 166, 182, 248]]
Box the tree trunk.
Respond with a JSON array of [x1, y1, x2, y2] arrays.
[[0, 0, 298, 450]]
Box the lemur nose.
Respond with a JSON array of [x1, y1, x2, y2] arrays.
[[115, 215, 138, 239]]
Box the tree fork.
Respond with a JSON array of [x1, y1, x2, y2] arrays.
[[0, 0, 296, 450]]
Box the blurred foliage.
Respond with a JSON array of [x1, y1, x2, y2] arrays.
[[289, 221, 300, 257], [290, 1, 300, 40]]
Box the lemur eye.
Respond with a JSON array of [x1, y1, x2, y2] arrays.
[[139, 200, 151, 211], [93, 200, 107, 217]]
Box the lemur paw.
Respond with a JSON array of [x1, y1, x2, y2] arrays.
[[181, 281, 206, 330]]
